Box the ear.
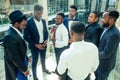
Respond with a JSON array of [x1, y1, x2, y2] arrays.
[[109, 18, 114, 23], [111, 18, 115, 23], [70, 30, 73, 38], [95, 17, 98, 22], [14, 22, 19, 28]]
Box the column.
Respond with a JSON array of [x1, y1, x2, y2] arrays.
[[116, 0, 120, 27], [38, 0, 48, 26], [68, 0, 74, 8]]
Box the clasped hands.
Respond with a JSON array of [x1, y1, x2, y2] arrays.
[[35, 40, 47, 50]]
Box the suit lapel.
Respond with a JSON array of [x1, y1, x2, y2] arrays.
[[10, 27, 27, 49], [31, 17, 40, 37], [41, 19, 46, 34], [100, 26, 115, 41], [66, 18, 69, 32]]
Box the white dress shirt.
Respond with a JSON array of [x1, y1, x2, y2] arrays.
[[57, 41, 99, 80], [53, 23, 68, 48], [34, 18, 44, 43], [68, 17, 75, 31], [69, 20, 73, 31]]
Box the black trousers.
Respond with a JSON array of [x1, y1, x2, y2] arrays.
[[56, 67, 91, 80], [31, 48, 47, 78], [60, 73, 90, 80], [95, 69, 111, 80], [54, 47, 66, 65], [62, 75, 72, 80]]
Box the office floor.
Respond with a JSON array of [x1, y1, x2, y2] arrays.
[[0, 48, 59, 80], [0, 46, 120, 80]]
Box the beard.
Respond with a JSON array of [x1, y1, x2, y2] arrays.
[[102, 21, 110, 28], [16, 26, 22, 33]]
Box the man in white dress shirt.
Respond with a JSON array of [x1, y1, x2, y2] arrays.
[[51, 12, 69, 65], [57, 21, 99, 80]]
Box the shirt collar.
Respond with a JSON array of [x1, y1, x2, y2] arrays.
[[69, 16, 76, 20], [54, 23, 63, 28], [33, 18, 41, 22], [70, 40, 84, 48], [57, 23, 63, 26], [10, 26, 23, 39]]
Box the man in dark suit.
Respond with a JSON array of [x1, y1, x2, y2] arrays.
[[23, 4, 50, 80], [96, 10, 120, 80], [84, 11, 103, 47], [63, 5, 80, 44], [3, 10, 29, 80]]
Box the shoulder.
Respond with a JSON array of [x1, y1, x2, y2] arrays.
[[41, 19, 46, 22], [92, 23, 102, 32], [41, 19, 47, 25], [110, 26, 120, 35], [27, 17, 34, 22], [4, 34, 17, 44], [64, 17, 69, 21], [61, 24, 67, 29], [84, 41, 98, 50], [60, 24, 68, 32], [95, 23, 101, 28], [27, 17, 34, 26], [75, 18, 80, 21], [114, 27, 120, 33], [112, 27, 120, 38], [60, 49, 71, 59]]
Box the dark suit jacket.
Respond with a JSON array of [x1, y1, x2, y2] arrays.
[[63, 17, 80, 38], [3, 27, 27, 79], [23, 17, 48, 51], [84, 22, 103, 47], [98, 25, 120, 72], [63, 17, 80, 33]]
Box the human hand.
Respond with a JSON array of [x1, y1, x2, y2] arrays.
[[23, 69, 29, 76], [35, 44, 45, 50], [57, 76, 61, 80], [28, 58, 32, 62], [90, 72, 95, 80], [43, 40, 47, 47]]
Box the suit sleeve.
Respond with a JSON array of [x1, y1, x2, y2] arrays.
[[63, 18, 68, 31], [92, 28, 102, 47], [4, 36, 27, 72], [23, 21, 37, 46], [43, 20, 48, 41], [99, 34, 120, 59]]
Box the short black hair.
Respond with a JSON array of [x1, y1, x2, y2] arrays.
[[91, 11, 99, 18], [109, 10, 119, 22], [12, 16, 27, 24], [34, 4, 43, 11], [70, 5, 77, 11], [71, 21, 85, 34], [57, 12, 65, 19]]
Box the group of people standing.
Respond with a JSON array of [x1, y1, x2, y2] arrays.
[[3, 3, 120, 80]]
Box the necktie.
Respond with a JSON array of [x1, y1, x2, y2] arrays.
[[51, 25, 58, 47]]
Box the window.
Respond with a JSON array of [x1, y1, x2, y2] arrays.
[[47, 0, 68, 15]]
